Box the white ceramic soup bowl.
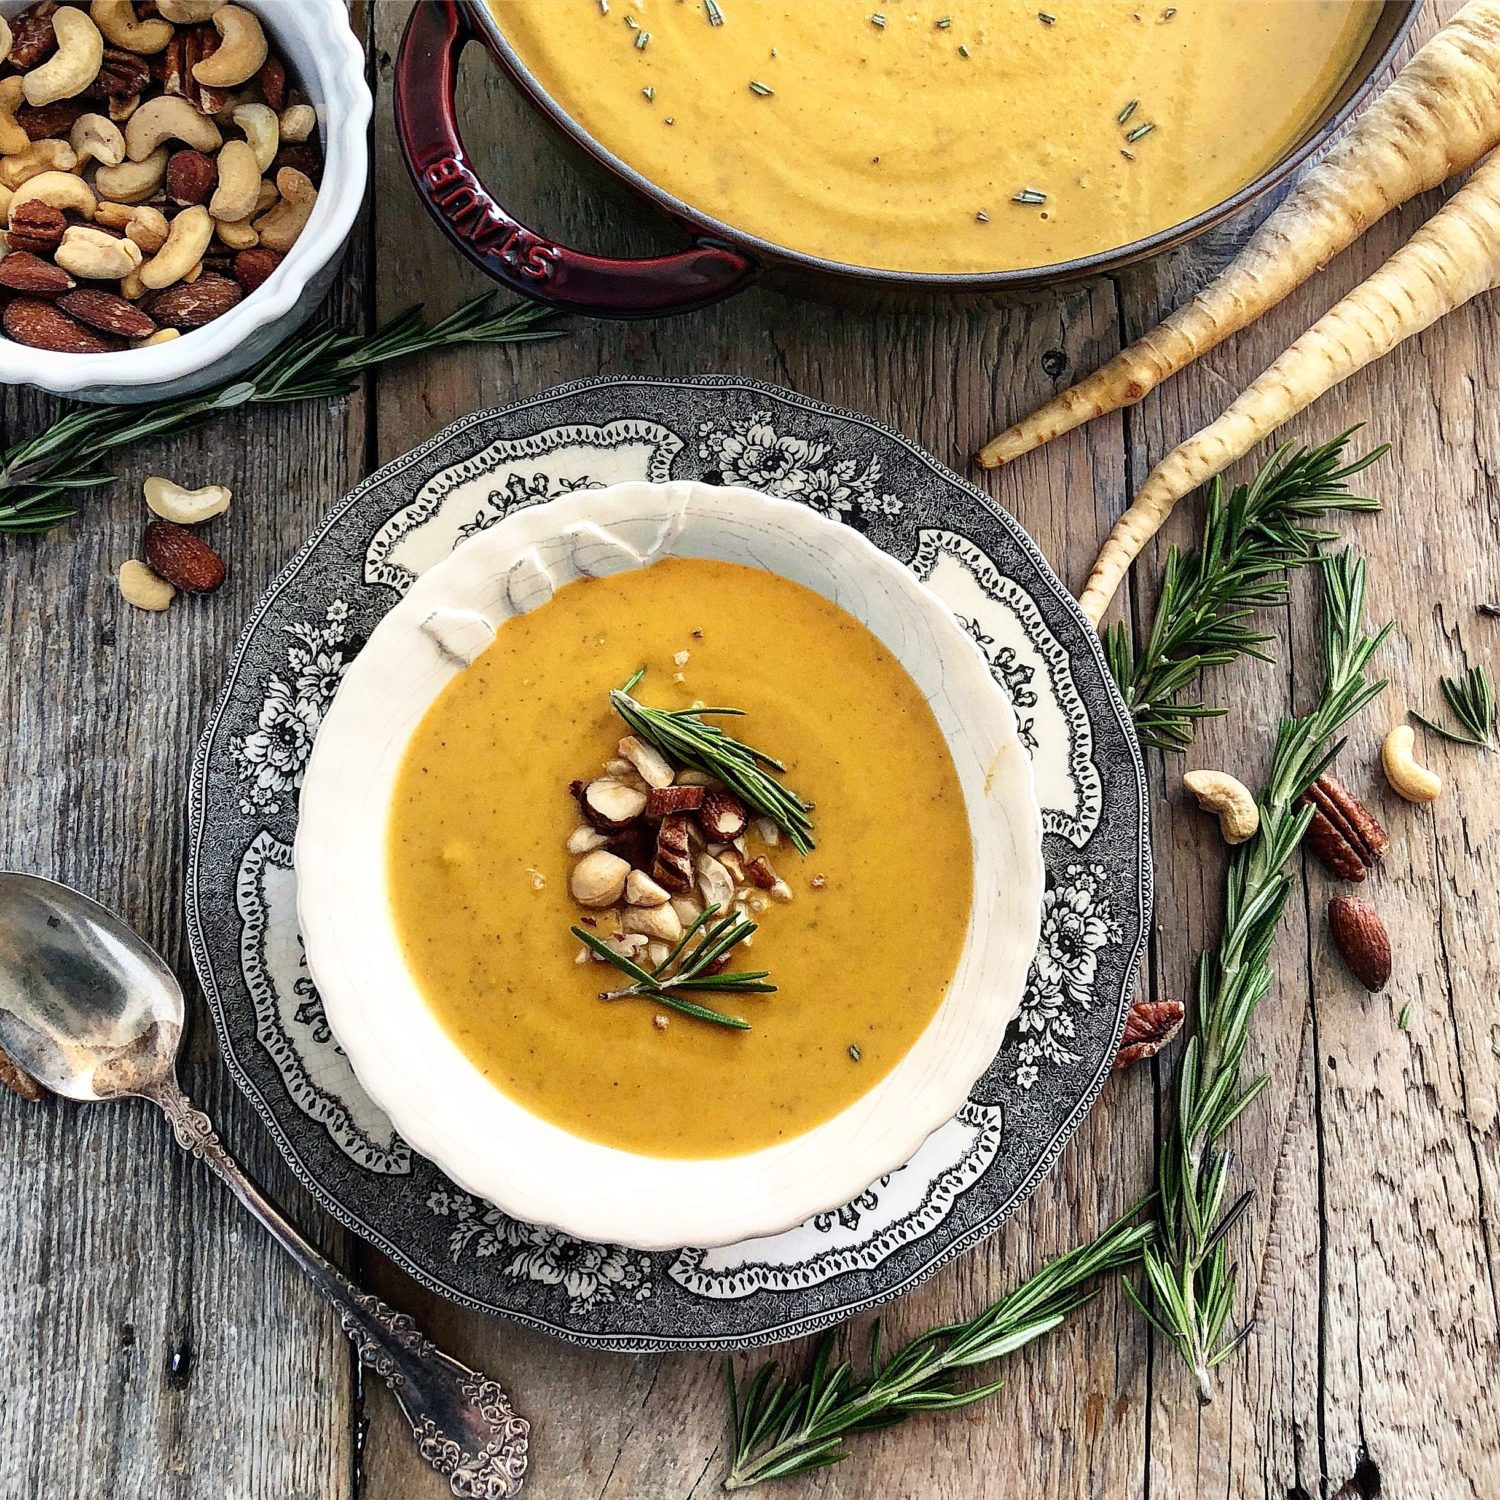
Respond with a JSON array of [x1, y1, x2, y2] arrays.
[[0, 0, 369, 403], [295, 480, 1044, 1250]]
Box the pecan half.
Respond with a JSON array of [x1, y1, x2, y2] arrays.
[[0, 1044, 46, 1103], [5, 200, 67, 256], [6, 4, 61, 71], [1302, 773, 1388, 883], [652, 813, 697, 894], [92, 46, 154, 101], [645, 784, 705, 818], [15, 100, 87, 141], [1113, 998, 1186, 1070]]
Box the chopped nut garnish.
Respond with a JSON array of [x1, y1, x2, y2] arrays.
[[653, 1014, 670, 1030], [673, 649, 691, 666]]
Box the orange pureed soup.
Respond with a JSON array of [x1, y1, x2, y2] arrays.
[[386, 558, 974, 1158]]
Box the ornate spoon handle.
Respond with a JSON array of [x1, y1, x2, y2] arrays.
[[148, 1077, 529, 1498]]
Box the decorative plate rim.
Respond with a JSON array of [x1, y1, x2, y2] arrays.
[[184, 374, 1153, 1351]]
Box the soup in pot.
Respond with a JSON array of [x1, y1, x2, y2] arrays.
[[486, 0, 1381, 273]]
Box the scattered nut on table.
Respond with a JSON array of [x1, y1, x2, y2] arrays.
[[1182, 769, 1260, 844], [1381, 724, 1442, 803], [117, 558, 176, 612], [144, 476, 232, 525]]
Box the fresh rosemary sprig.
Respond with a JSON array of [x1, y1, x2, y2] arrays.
[[0, 295, 563, 535], [1412, 664, 1496, 749], [572, 903, 772, 1030], [1134, 549, 1390, 1402], [723, 1205, 1155, 1489], [1104, 433, 1385, 751], [610, 669, 815, 853]]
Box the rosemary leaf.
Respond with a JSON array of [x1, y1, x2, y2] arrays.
[[1141, 549, 1390, 1402], [1412, 664, 1496, 749], [610, 670, 814, 852], [1105, 432, 1385, 752], [723, 1205, 1155, 1488], [0, 296, 563, 536]]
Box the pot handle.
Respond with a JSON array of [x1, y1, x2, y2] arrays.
[[394, 1, 759, 319]]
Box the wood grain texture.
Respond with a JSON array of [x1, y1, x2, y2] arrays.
[[4, 1, 1497, 1496]]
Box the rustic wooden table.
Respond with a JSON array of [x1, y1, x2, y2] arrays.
[[2, 4, 1496, 1497]]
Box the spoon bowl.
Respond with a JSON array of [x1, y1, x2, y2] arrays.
[[0, 872, 183, 1103]]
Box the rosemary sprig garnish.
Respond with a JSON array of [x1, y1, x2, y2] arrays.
[[0, 295, 562, 536], [610, 669, 815, 853], [573, 903, 772, 1030], [723, 1205, 1155, 1488], [1135, 549, 1390, 1402], [1412, 664, 1496, 749], [1104, 432, 1385, 751]]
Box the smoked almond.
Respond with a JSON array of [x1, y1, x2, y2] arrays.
[[2, 297, 121, 353], [142, 518, 226, 593]]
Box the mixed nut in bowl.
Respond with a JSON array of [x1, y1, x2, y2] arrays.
[[0, 0, 369, 402]]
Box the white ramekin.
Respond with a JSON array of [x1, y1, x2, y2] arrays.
[[0, 0, 369, 403]]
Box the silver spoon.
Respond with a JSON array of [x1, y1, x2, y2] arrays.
[[0, 871, 529, 1498]]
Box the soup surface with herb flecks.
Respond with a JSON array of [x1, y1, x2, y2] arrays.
[[386, 557, 974, 1158], [486, 0, 1380, 273]]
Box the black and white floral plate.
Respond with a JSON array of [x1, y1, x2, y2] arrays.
[[185, 376, 1150, 1352]]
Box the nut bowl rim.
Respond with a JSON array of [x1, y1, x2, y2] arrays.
[[293, 478, 1046, 1251], [0, 0, 370, 398]]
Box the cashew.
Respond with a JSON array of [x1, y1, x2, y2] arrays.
[[253, 175, 278, 215], [570, 849, 630, 909], [94, 200, 135, 230], [213, 215, 256, 249], [0, 185, 12, 226], [94, 146, 167, 203], [157, 0, 225, 22], [193, 5, 267, 88], [136, 327, 179, 346], [124, 203, 168, 253], [278, 103, 315, 144], [139, 202, 211, 288], [1381, 725, 1442, 804], [251, 166, 315, 252], [0, 78, 29, 157], [69, 112, 126, 168], [232, 102, 277, 171], [565, 825, 608, 856], [119, 266, 145, 298], [181, 258, 202, 282], [24, 7, 106, 107], [1183, 769, 1260, 845], [118, 559, 175, 612], [10, 170, 96, 220], [108, 92, 140, 124], [55, 223, 143, 279], [621, 902, 683, 943], [90, 0, 174, 53], [144, 475, 232, 524], [124, 94, 222, 161], [624, 870, 671, 908], [0, 140, 79, 190], [208, 137, 258, 221], [0, 16, 11, 69]]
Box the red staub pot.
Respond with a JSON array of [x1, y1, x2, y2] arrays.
[[394, 0, 1421, 321]]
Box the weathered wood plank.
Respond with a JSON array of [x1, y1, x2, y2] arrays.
[[0, 1, 374, 1480]]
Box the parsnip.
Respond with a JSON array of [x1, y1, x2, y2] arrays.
[[976, 0, 1500, 472], [1078, 150, 1500, 625]]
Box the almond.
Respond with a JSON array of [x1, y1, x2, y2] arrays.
[[652, 813, 696, 894], [145, 272, 242, 329], [272, 141, 322, 186], [575, 777, 648, 831], [645, 784, 704, 818], [2, 297, 122, 353], [257, 53, 288, 113], [166, 147, 218, 206], [58, 287, 157, 338], [0, 251, 75, 298], [1327, 895, 1392, 992], [699, 788, 749, 841], [232, 245, 282, 292], [4, 201, 67, 256], [143, 518, 226, 594]]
